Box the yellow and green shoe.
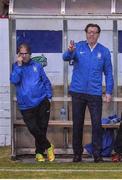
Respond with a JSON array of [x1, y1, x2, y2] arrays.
[[47, 144, 55, 162], [35, 153, 45, 162]]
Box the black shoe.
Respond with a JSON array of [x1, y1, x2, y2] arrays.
[[94, 157, 104, 163], [73, 155, 82, 162]]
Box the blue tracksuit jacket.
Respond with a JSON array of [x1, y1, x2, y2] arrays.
[[63, 41, 114, 96], [10, 59, 52, 110]]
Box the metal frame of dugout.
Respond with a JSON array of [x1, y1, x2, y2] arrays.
[[9, 0, 122, 159]]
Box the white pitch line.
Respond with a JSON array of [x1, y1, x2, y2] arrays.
[[0, 169, 122, 172]]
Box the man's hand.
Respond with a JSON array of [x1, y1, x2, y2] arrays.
[[68, 40, 75, 52], [105, 94, 112, 103], [17, 54, 23, 66]]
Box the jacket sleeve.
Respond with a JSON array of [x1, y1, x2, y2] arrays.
[[40, 65, 52, 99], [103, 49, 114, 95], [62, 50, 76, 61], [62, 41, 79, 62], [10, 63, 22, 85]]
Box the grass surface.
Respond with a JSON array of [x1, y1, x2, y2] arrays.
[[0, 146, 122, 178]]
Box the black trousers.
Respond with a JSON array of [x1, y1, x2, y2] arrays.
[[114, 122, 122, 154], [71, 92, 103, 158], [21, 98, 51, 154]]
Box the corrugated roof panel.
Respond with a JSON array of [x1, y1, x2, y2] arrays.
[[65, 0, 111, 15], [12, 0, 61, 15], [116, 0, 122, 13]]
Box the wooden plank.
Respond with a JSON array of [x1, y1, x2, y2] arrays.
[[16, 148, 73, 155], [13, 96, 122, 102], [14, 120, 120, 128], [13, 96, 71, 102], [102, 123, 120, 128]]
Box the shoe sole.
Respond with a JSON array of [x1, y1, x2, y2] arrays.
[[35, 157, 45, 162], [48, 158, 55, 162]]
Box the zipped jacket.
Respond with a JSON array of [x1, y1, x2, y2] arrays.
[[63, 41, 114, 96], [10, 59, 52, 110]]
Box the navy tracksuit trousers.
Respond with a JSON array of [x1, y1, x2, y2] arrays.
[[71, 92, 103, 158], [21, 98, 51, 154]]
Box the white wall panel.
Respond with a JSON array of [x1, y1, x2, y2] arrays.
[[0, 135, 10, 146], [68, 20, 113, 30], [0, 118, 11, 126], [16, 19, 63, 30], [0, 110, 11, 118], [0, 127, 10, 135], [0, 19, 11, 146]]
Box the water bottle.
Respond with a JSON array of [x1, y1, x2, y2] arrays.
[[69, 59, 74, 65], [60, 107, 66, 120]]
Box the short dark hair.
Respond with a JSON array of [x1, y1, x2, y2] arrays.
[[17, 43, 31, 55], [85, 23, 101, 33]]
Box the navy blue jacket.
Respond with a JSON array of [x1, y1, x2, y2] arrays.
[[10, 59, 52, 110], [63, 41, 114, 96]]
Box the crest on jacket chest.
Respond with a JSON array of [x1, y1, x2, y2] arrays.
[[33, 66, 38, 72], [97, 52, 102, 59]]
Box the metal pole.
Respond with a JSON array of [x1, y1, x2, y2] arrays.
[[111, 0, 116, 13], [113, 20, 118, 114], [9, 17, 17, 160], [63, 19, 69, 148], [63, 19, 68, 120]]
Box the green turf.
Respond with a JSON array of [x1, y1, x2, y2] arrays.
[[0, 146, 122, 178]]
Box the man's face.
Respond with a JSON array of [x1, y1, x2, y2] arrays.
[[86, 27, 100, 46], [18, 47, 31, 63]]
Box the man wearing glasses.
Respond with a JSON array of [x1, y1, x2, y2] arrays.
[[63, 23, 114, 163], [10, 43, 55, 162]]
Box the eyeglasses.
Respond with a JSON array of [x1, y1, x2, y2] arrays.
[[87, 31, 99, 35], [19, 53, 29, 56]]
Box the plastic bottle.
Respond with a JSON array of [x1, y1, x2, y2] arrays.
[[69, 59, 74, 65], [60, 107, 66, 120]]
